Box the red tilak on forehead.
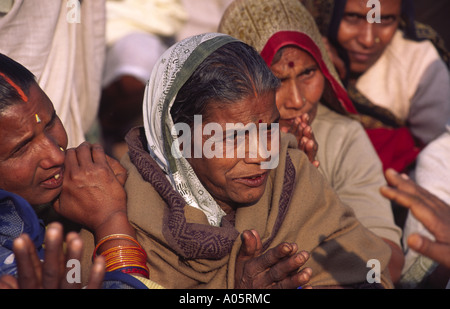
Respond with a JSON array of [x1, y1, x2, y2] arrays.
[[0, 72, 28, 102], [288, 61, 295, 68]]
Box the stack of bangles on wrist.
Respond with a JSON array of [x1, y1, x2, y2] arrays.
[[93, 234, 149, 278]]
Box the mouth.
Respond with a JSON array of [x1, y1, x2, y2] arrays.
[[348, 51, 376, 63], [233, 171, 268, 188], [40, 167, 64, 189]]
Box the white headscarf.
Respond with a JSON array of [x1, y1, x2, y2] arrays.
[[143, 33, 239, 226]]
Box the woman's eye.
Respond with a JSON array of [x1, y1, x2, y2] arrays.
[[380, 15, 397, 25], [299, 67, 317, 80], [303, 68, 316, 76], [343, 13, 362, 24], [11, 143, 29, 158]]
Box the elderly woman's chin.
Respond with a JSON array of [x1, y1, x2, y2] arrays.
[[225, 175, 269, 209], [23, 186, 63, 209]]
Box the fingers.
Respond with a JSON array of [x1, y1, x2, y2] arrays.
[[236, 238, 312, 289], [384, 169, 447, 212], [63, 147, 79, 174], [12, 234, 42, 289], [71, 142, 107, 167], [383, 169, 417, 195], [106, 155, 128, 186], [42, 223, 65, 289], [61, 232, 83, 289], [91, 143, 106, 162], [380, 170, 448, 237], [0, 275, 18, 289], [297, 121, 318, 165], [253, 242, 298, 273], [237, 230, 262, 260], [11, 225, 104, 289], [235, 230, 262, 288], [86, 256, 106, 289], [263, 250, 311, 289], [407, 234, 450, 269], [236, 230, 262, 277], [272, 266, 313, 289], [74, 142, 95, 168], [380, 185, 439, 236], [69, 142, 127, 185]]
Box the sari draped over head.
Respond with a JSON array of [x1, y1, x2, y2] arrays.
[[142, 33, 238, 227], [218, 0, 357, 117], [299, 0, 450, 172], [92, 33, 395, 288]]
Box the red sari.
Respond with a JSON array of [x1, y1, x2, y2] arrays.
[[260, 30, 421, 172]]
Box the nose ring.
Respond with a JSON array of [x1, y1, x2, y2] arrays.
[[374, 37, 381, 44]]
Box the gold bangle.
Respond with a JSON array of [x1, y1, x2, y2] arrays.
[[93, 234, 141, 258]]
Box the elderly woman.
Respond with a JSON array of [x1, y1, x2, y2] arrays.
[[0, 53, 158, 289], [79, 33, 394, 289], [300, 0, 450, 173], [218, 0, 404, 282]]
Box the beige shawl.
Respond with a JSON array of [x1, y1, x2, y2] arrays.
[[114, 127, 393, 288]]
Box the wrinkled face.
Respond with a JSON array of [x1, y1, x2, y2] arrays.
[[185, 91, 280, 214], [0, 83, 68, 206], [338, 0, 402, 73], [270, 46, 324, 128]]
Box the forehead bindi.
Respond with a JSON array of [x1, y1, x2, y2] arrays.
[[272, 47, 316, 74], [0, 85, 53, 143]]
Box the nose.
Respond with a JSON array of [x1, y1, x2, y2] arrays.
[[244, 125, 280, 169], [357, 23, 376, 49], [283, 81, 304, 110], [38, 135, 65, 169]]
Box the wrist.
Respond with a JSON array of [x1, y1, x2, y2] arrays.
[[92, 215, 149, 278], [93, 210, 135, 244], [93, 233, 149, 279]]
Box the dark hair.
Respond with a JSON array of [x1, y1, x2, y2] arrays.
[[170, 41, 280, 126], [0, 53, 36, 112]]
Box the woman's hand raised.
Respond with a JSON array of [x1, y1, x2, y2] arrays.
[[235, 230, 312, 289]]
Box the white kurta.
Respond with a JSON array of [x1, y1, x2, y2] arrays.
[[355, 30, 450, 145], [0, 0, 106, 147]]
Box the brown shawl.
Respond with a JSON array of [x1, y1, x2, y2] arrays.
[[104, 127, 393, 289]]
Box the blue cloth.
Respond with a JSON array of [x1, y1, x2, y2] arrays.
[[0, 189, 45, 277], [102, 271, 149, 289], [0, 190, 147, 289]]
